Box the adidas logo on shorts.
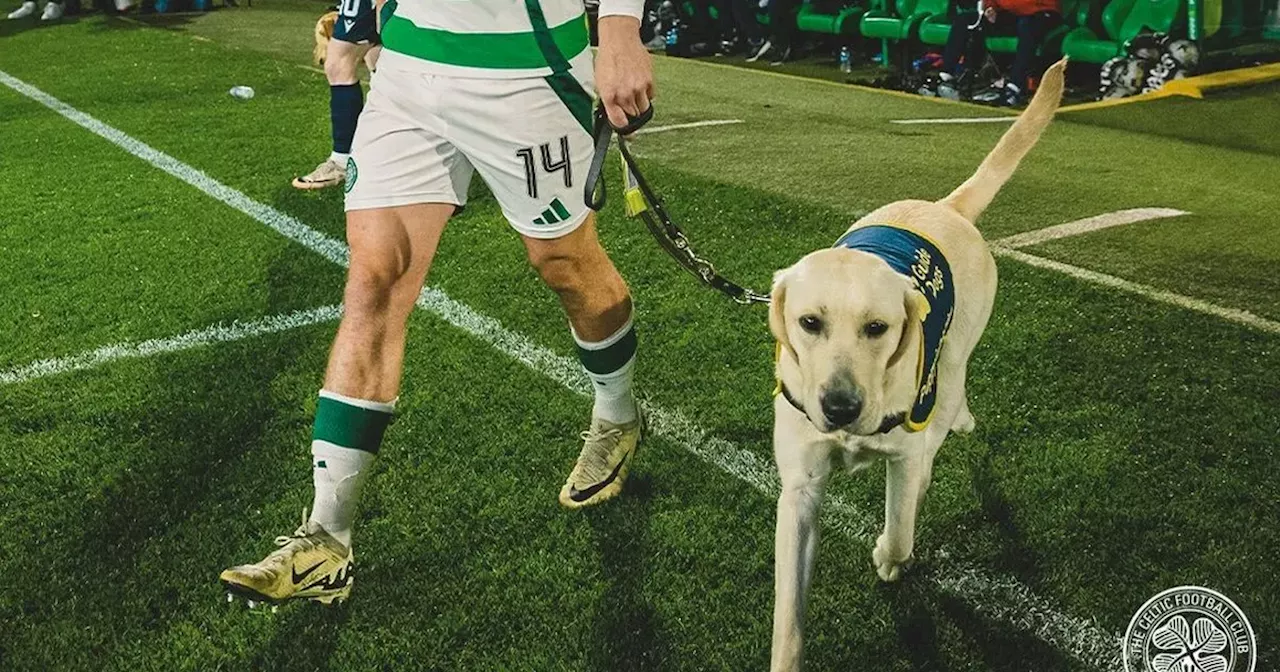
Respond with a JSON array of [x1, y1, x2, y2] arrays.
[[532, 198, 571, 227]]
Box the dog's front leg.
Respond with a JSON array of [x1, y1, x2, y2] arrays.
[[874, 447, 927, 582], [771, 411, 831, 672], [772, 480, 827, 672]]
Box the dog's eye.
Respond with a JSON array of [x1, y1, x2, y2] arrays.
[[864, 320, 889, 337], [799, 315, 823, 334]]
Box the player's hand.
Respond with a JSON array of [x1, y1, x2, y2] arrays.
[[595, 16, 655, 130]]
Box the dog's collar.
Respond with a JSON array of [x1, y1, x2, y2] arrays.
[[777, 381, 907, 435]]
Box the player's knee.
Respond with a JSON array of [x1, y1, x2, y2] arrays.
[[343, 264, 401, 316]]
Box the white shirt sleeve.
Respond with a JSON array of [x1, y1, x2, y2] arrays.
[[597, 0, 644, 19]]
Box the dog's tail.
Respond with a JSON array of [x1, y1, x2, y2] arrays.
[[940, 58, 1067, 223]]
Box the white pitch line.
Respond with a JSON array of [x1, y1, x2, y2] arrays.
[[934, 563, 1120, 669], [890, 116, 1017, 125], [0, 70, 1125, 669], [0, 305, 341, 386], [638, 119, 745, 134], [994, 247, 1280, 336], [992, 208, 1189, 249]]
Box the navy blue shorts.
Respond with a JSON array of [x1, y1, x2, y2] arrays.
[[332, 0, 380, 45]]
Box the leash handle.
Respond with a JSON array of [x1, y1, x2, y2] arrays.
[[585, 105, 655, 211], [583, 103, 771, 307], [610, 104, 654, 136]]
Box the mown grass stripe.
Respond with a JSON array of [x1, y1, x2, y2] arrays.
[[0, 305, 342, 386], [0, 68, 1123, 669], [0, 70, 352, 269]]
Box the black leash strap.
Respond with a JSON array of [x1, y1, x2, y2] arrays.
[[584, 105, 771, 306]]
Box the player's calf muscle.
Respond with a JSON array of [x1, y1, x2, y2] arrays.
[[534, 254, 631, 340], [325, 318, 404, 400]]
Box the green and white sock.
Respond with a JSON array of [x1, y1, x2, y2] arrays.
[[574, 316, 638, 425], [309, 389, 395, 548]]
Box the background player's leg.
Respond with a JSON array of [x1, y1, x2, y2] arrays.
[[325, 39, 368, 164], [293, 38, 370, 189]]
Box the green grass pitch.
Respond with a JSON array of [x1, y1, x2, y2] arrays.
[[1, 4, 1278, 670]]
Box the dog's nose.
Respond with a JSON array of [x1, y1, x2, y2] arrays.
[[820, 389, 862, 427]]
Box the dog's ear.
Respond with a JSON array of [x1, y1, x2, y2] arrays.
[[887, 284, 930, 374], [769, 267, 794, 359]]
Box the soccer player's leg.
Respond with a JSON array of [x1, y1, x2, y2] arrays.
[[526, 216, 643, 508], [294, 0, 379, 190], [443, 67, 642, 508], [222, 72, 471, 605]]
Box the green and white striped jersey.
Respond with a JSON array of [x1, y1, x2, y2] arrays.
[[378, 0, 643, 79]]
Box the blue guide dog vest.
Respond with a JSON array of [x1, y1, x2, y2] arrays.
[[834, 225, 955, 432]]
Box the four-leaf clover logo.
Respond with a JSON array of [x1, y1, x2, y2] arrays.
[[1151, 615, 1229, 672]]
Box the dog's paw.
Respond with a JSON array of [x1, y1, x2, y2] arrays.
[[951, 407, 976, 434], [872, 533, 915, 582]]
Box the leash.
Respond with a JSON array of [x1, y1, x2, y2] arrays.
[[584, 105, 771, 306]]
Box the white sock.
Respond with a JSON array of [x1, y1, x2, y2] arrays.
[[574, 317, 638, 425], [328, 151, 349, 165], [308, 390, 395, 548], [590, 357, 637, 424], [309, 442, 375, 548]]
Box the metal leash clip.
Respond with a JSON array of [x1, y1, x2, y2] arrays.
[[583, 104, 771, 306]]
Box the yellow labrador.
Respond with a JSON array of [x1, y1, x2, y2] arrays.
[[768, 60, 1068, 671]]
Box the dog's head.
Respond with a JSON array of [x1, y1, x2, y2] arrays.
[[771, 248, 928, 434]]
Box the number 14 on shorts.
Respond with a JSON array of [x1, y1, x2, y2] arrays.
[[516, 136, 572, 202]]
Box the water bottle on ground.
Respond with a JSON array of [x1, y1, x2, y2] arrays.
[[839, 46, 852, 73], [228, 86, 255, 100]]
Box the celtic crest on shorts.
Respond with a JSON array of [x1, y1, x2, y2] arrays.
[[344, 156, 358, 193]]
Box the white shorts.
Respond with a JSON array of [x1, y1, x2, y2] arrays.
[[344, 57, 597, 239]]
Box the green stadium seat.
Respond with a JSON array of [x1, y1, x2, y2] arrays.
[[917, 10, 953, 45], [796, 1, 867, 35], [1060, 0, 1183, 63], [860, 0, 949, 41]]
